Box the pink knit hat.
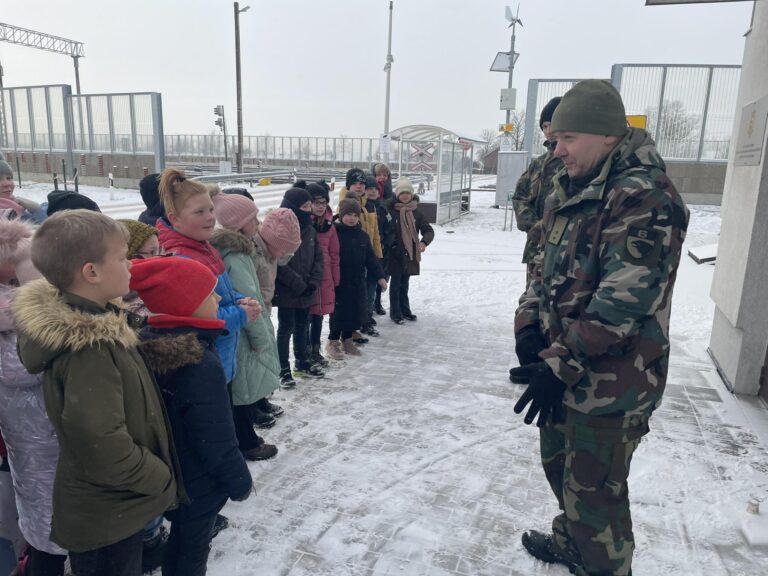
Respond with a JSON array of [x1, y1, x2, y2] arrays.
[[259, 208, 301, 258], [212, 193, 259, 231]]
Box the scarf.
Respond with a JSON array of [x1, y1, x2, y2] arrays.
[[395, 202, 420, 262]]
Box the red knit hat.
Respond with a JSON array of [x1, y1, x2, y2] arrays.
[[258, 208, 301, 258], [212, 193, 259, 231], [129, 256, 217, 317]]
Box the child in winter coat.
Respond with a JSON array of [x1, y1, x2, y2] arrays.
[[131, 257, 253, 576], [386, 178, 435, 324], [370, 167, 395, 316], [326, 199, 387, 358], [137, 173, 166, 227], [0, 217, 67, 575], [117, 219, 163, 318], [0, 430, 21, 576], [0, 159, 45, 223], [155, 169, 272, 463], [211, 194, 284, 431], [360, 174, 387, 337], [273, 186, 325, 386], [251, 208, 301, 312], [372, 162, 395, 203], [307, 182, 340, 363], [14, 210, 180, 574]]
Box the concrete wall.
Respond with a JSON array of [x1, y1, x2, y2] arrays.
[[2, 151, 158, 183], [709, 1, 768, 396], [666, 161, 727, 206]]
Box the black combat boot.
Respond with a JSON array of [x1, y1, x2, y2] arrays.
[[521, 530, 586, 575]]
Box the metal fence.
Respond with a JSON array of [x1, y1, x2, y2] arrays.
[[0, 84, 165, 174], [0, 85, 73, 153], [612, 64, 740, 161], [70, 92, 163, 156], [165, 134, 394, 168], [523, 79, 592, 158], [523, 65, 740, 162]]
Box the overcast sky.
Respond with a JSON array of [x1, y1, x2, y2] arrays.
[[0, 0, 754, 139]]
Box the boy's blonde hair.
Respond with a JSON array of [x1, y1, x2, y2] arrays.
[[374, 163, 391, 178], [31, 209, 129, 290], [159, 168, 209, 216]]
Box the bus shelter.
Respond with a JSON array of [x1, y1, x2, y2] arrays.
[[389, 125, 482, 225]]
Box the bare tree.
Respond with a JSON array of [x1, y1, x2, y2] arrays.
[[509, 109, 526, 151], [477, 128, 499, 160], [645, 100, 701, 157]]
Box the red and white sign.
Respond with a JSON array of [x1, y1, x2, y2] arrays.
[[410, 142, 434, 160]]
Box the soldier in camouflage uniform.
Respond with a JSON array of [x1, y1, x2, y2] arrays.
[[509, 80, 689, 576], [512, 97, 563, 279]]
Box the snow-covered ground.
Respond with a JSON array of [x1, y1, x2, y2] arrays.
[[19, 179, 768, 575]]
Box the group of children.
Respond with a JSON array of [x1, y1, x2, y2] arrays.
[[0, 155, 434, 576]]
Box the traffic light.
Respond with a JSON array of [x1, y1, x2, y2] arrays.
[[214, 105, 226, 132]]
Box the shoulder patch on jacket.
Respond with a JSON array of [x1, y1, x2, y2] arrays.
[[625, 226, 662, 265]]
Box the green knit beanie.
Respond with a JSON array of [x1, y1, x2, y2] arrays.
[[117, 219, 159, 259], [550, 80, 628, 136]]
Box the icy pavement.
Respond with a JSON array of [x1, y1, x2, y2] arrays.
[[197, 190, 768, 576], [18, 180, 768, 574]]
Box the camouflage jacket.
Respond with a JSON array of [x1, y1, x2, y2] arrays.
[[515, 128, 689, 417], [512, 146, 563, 264]]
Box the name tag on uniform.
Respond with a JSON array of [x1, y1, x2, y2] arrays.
[[547, 215, 569, 245]]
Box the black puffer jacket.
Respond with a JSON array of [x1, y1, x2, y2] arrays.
[[331, 222, 385, 332], [140, 325, 252, 521], [273, 222, 324, 309]]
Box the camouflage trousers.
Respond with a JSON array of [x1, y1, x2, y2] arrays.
[[539, 409, 650, 576]]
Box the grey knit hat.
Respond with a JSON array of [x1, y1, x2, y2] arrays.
[[550, 80, 628, 137], [0, 160, 13, 178]]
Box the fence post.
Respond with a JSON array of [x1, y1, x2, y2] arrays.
[[14, 157, 21, 189]]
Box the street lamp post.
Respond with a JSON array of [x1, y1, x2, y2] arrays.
[[383, 1, 394, 148], [234, 2, 250, 174], [505, 6, 522, 125]]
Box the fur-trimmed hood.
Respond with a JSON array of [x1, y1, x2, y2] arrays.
[[139, 331, 205, 375], [0, 218, 34, 267], [210, 228, 254, 257], [14, 279, 139, 373]]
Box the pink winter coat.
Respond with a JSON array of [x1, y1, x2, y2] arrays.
[[309, 209, 340, 316]]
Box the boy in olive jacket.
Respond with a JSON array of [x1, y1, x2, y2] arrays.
[[14, 210, 179, 576]]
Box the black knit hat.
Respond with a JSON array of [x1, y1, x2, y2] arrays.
[[306, 182, 329, 203], [46, 191, 101, 216], [539, 97, 562, 129], [280, 187, 312, 211], [316, 179, 330, 194], [345, 168, 366, 189], [138, 173, 161, 209], [222, 187, 254, 201], [364, 174, 377, 190]]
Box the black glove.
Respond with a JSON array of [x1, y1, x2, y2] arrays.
[[510, 361, 567, 427], [301, 283, 317, 297], [514, 325, 547, 367]]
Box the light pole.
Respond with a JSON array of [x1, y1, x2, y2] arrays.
[[234, 2, 250, 174], [383, 0, 394, 154], [505, 6, 522, 125]]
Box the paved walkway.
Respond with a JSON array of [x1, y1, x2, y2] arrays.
[[208, 196, 768, 576]]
